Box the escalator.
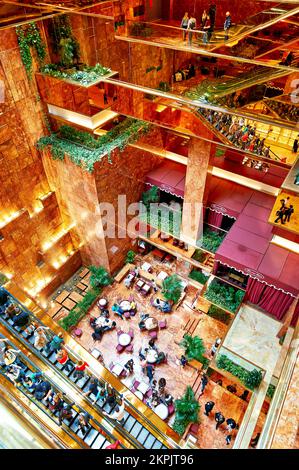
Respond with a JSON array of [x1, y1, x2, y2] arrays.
[[0, 288, 172, 449], [0, 331, 119, 449]]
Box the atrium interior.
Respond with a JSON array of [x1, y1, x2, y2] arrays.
[[0, 0, 298, 451]]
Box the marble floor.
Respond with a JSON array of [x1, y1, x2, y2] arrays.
[[223, 304, 282, 373]]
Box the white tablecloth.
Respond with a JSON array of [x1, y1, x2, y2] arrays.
[[137, 381, 150, 394], [98, 298, 107, 307], [120, 300, 131, 312], [141, 262, 152, 272], [145, 317, 158, 331], [135, 390, 144, 400], [118, 333, 131, 346], [154, 403, 169, 420], [112, 363, 123, 376]]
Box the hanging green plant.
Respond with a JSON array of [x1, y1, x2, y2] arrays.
[[36, 118, 151, 172], [16, 22, 46, 80], [48, 14, 80, 66]]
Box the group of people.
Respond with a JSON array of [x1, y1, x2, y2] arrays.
[[266, 100, 299, 124], [146, 377, 174, 410], [181, 6, 232, 46], [200, 108, 274, 159], [274, 196, 295, 225]]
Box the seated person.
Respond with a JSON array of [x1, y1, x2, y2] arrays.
[[155, 352, 166, 365], [112, 304, 124, 318], [148, 338, 158, 351], [163, 394, 173, 406], [103, 320, 116, 332], [100, 309, 110, 319], [179, 355, 188, 368], [138, 313, 149, 330], [161, 301, 172, 313], [92, 326, 105, 341], [124, 359, 134, 375]]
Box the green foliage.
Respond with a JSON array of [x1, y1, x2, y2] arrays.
[[180, 334, 208, 367], [0, 273, 8, 286], [192, 249, 207, 263], [216, 354, 263, 390], [157, 81, 170, 92], [199, 227, 225, 253], [36, 119, 151, 172], [189, 269, 209, 285], [142, 186, 160, 209], [173, 386, 200, 435], [89, 266, 113, 289], [204, 279, 245, 313], [16, 22, 46, 79], [266, 384, 276, 399], [41, 62, 111, 85], [48, 15, 80, 65], [125, 250, 136, 264], [162, 274, 183, 304], [207, 304, 231, 325], [59, 287, 100, 331]]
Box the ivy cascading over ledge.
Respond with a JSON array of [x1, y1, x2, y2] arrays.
[[36, 119, 152, 172]]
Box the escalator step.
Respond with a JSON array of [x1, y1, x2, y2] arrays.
[[123, 415, 135, 433], [70, 420, 80, 432], [77, 377, 89, 389], [136, 428, 149, 445], [103, 402, 113, 413], [49, 352, 57, 363], [84, 428, 99, 446], [143, 434, 156, 449], [152, 440, 163, 449], [91, 433, 106, 449], [62, 367, 73, 376], [56, 362, 63, 370], [130, 422, 143, 438]]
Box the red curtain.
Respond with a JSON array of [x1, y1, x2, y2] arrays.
[[208, 209, 224, 230], [213, 261, 220, 275], [245, 277, 266, 304], [258, 285, 294, 321], [291, 302, 299, 327]]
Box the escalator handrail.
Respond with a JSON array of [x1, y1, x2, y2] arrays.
[[0, 328, 123, 449], [0, 292, 163, 449]]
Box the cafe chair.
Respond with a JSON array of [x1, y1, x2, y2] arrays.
[[149, 330, 158, 340], [125, 344, 134, 353], [159, 320, 167, 329], [128, 328, 134, 339], [124, 311, 131, 319], [116, 344, 124, 353]]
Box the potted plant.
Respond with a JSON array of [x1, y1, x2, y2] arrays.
[[161, 274, 183, 304], [173, 386, 200, 436], [141, 185, 160, 209], [180, 334, 208, 367], [125, 250, 136, 264], [89, 265, 113, 288]]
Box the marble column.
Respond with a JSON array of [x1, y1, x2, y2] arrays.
[[180, 135, 212, 245]]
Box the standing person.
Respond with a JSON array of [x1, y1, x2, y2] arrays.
[[187, 14, 197, 47], [202, 15, 211, 44], [275, 208, 286, 225], [215, 411, 225, 430], [59, 403, 74, 426], [201, 9, 208, 28], [204, 400, 215, 416], [146, 364, 155, 384], [208, 4, 216, 41], [211, 338, 221, 357], [292, 136, 299, 153], [151, 279, 158, 293], [226, 417, 237, 432], [33, 326, 50, 351], [224, 12, 232, 41], [103, 396, 125, 426], [199, 373, 208, 397], [77, 411, 91, 436], [181, 12, 189, 41], [83, 376, 99, 397], [56, 348, 74, 373], [225, 434, 232, 445], [283, 205, 294, 223], [45, 332, 64, 355], [73, 360, 89, 380]]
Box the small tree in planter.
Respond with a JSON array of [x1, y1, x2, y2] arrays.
[[125, 250, 136, 264], [173, 386, 200, 436], [244, 369, 263, 390], [89, 266, 113, 289], [162, 274, 183, 304], [180, 334, 208, 367]]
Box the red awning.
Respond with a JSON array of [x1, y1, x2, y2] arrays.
[[207, 177, 254, 218], [145, 162, 186, 198], [215, 189, 299, 296]]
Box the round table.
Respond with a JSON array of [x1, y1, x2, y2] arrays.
[[146, 349, 159, 364], [118, 333, 131, 347], [135, 391, 143, 400], [144, 317, 158, 331], [154, 403, 169, 420], [98, 298, 107, 307], [120, 300, 131, 312]]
